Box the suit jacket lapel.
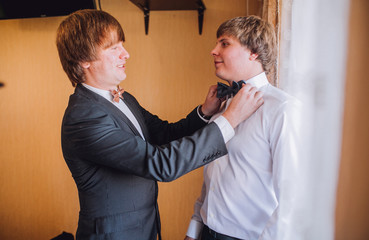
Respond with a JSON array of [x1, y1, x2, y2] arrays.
[[122, 93, 150, 141], [76, 85, 143, 138]]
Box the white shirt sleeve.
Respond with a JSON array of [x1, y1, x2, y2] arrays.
[[186, 115, 234, 239], [187, 105, 234, 239], [186, 183, 207, 239], [196, 105, 234, 143], [196, 105, 210, 123], [259, 100, 300, 240], [213, 115, 235, 143], [186, 114, 234, 239]]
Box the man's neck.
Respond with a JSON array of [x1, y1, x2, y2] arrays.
[[83, 79, 117, 91], [226, 70, 264, 85]]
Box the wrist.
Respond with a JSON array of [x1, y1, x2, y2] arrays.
[[222, 111, 237, 129], [199, 105, 212, 120]]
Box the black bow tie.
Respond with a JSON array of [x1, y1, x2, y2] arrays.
[[217, 80, 246, 98]]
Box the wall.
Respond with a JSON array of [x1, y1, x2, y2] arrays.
[[335, 0, 369, 239], [0, 0, 261, 239]]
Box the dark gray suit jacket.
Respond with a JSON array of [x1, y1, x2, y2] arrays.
[[61, 84, 227, 240]]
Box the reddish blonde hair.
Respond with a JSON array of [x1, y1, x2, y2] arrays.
[[56, 9, 125, 86]]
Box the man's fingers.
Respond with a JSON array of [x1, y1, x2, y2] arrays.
[[240, 84, 264, 102], [240, 83, 253, 92], [256, 97, 264, 107], [254, 91, 264, 100], [222, 83, 264, 128], [208, 85, 218, 97], [239, 84, 259, 98]]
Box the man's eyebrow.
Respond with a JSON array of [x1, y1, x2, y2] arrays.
[[218, 37, 230, 43]]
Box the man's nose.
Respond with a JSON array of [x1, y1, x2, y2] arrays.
[[120, 48, 129, 60], [211, 46, 219, 56]]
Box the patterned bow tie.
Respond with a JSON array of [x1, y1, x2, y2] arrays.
[[216, 80, 246, 98], [110, 86, 125, 103]]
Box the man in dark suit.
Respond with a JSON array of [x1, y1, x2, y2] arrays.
[[56, 9, 263, 240]]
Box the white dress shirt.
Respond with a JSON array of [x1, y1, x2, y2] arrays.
[[81, 83, 235, 143], [187, 72, 300, 240]]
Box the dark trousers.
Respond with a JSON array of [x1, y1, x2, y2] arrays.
[[201, 225, 241, 240]]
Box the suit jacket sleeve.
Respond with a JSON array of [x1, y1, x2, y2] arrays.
[[62, 94, 227, 182]]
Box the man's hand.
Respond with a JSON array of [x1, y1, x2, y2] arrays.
[[222, 83, 264, 128], [201, 85, 221, 116]]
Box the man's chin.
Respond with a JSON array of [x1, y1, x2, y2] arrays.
[[118, 75, 127, 82], [215, 73, 232, 84]]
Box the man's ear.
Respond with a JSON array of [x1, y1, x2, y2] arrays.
[[81, 62, 90, 69], [249, 53, 259, 61]]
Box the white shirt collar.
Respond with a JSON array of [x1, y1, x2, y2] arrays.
[[82, 83, 115, 102], [224, 72, 269, 101], [244, 72, 269, 89]]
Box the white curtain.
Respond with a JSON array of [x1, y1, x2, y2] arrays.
[[278, 0, 350, 239]]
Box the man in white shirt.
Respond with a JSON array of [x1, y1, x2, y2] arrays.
[[185, 16, 300, 240]]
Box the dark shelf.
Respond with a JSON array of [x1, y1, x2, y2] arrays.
[[129, 0, 206, 35]]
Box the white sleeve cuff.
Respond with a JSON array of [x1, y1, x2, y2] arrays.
[[186, 219, 204, 239], [196, 105, 210, 123], [213, 115, 235, 143]]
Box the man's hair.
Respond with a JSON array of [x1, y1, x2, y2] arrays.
[[56, 9, 125, 86], [217, 16, 277, 74]]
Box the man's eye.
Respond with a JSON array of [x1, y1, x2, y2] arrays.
[[222, 42, 229, 47]]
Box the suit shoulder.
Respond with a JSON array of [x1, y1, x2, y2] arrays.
[[63, 93, 109, 124], [122, 91, 139, 104]]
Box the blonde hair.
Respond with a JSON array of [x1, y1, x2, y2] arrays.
[[217, 16, 277, 74]]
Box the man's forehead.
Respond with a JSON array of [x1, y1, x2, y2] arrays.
[[216, 35, 239, 43], [217, 35, 237, 41], [105, 29, 119, 41], [100, 30, 121, 48]]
